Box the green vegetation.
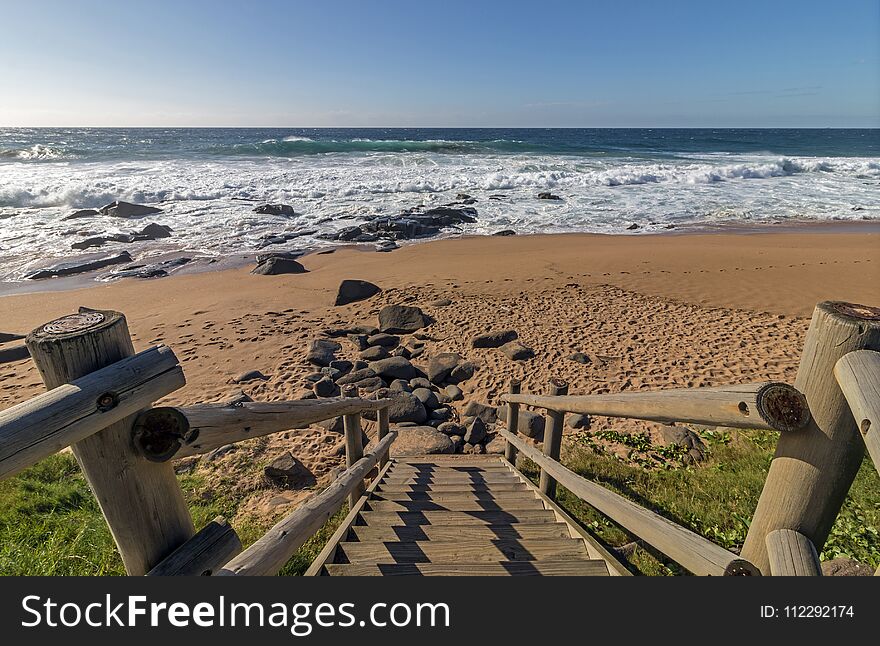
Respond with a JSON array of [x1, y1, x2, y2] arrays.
[[2, 429, 876, 576], [520, 428, 880, 575], [0, 453, 343, 576]]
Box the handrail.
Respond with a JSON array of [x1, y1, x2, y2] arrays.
[[132, 398, 392, 460], [216, 430, 397, 576], [501, 381, 809, 433], [147, 516, 242, 576], [0, 345, 185, 481], [834, 350, 880, 471], [764, 529, 821, 576], [500, 429, 759, 575]]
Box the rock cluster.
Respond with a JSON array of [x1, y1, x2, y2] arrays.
[[321, 205, 477, 243], [71, 222, 173, 250]]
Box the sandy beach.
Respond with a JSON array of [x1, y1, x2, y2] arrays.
[[1, 227, 877, 517]]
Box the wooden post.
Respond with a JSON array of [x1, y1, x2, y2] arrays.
[[539, 378, 568, 498], [147, 516, 242, 576], [341, 384, 366, 507], [377, 405, 390, 469], [742, 302, 880, 575], [26, 309, 195, 575], [765, 529, 821, 576], [503, 379, 522, 465], [834, 350, 880, 472]]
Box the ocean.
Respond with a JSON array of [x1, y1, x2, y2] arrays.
[[0, 127, 878, 284]]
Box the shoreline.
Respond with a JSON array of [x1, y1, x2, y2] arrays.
[[2, 219, 878, 299]]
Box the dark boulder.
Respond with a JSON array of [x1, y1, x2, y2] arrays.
[[335, 279, 381, 306], [389, 426, 454, 456], [536, 192, 562, 201], [471, 329, 518, 348], [27, 251, 133, 279], [412, 387, 439, 409], [426, 352, 461, 383], [493, 229, 516, 236], [360, 345, 390, 361], [367, 333, 399, 348], [369, 356, 417, 381], [448, 361, 479, 384], [378, 304, 431, 333], [306, 339, 341, 367], [99, 201, 163, 218], [464, 418, 488, 444], [252, 256, 307, 275], [336, 368, 377, 385], [462, 401, 498, 425], [231, 369, 269, 383], [264, 452, 316, 488], [253, 204, 295, 216], [62, 208, 99, 220], [500, 340, 534, 361]]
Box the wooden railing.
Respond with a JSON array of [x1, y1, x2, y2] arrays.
[[0, 308, 394, 576]]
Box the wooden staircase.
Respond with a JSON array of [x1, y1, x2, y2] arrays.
[[306, 455, 627, 576]]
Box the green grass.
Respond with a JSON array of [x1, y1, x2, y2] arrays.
[[2, 433, 876, 576], [0, 454, 344, 576], [519, 428, 880, 575]]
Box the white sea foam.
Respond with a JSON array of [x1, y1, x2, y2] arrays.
[[0, 150, 877, 282]]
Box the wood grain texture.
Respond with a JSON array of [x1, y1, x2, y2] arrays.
[[540, 379, 567, 497], [26, 309, 194, 575], [324, 561, 609, 576], [342, 385, 366, 508], [366, 498, 545, 512], [500, 429, 758, 576], [742, 302, 880, 575], [358, 510, 558, 526], [0, 345, 183, 480], [502, 381, 810, 432], [147, 516, 242, 576], [765, 529, 821, 576], [216, 431, 396, 576], [347, 523, 572, 542], [835, 350, 880, 472], [337, 538, 588, 564], [504, 379, 521, 464]]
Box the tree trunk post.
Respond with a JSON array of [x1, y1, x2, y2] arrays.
[[341, 384, 366, 507], [539, 378, 568, 498], [503, 379, 522, 465], [742, 301, 880, 575], [26, 308, 194, 575]]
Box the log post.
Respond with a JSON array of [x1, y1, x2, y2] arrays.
[[539, 378, 568, 498], [503, 379, 522, 465], [742, 301, 880, 575], [26, 309, 194, 575], [147, 516, 242, 576], [377, 405, 390, 469], [765, 529, 821, 576], [341, 384, 366, 507], [834, 350, 880, 472]]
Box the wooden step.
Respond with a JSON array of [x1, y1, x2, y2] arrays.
[[324, 560, 610, 576], [358, 510, 558, 526], [337, 539, 589, 564], [348, 523, 572, 542], [377, 483, 528, 493], [392, 458, 506, 466], [367, 498, 545, 512], [381, 474, 521, 484], [387, 464, 511, 472], [371, 491, 539, 503]]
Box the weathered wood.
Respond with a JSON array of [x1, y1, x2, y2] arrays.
[[325, 561, 610, 576], [358, 509, 558, 525], [500, 429, 759, 575], [342, 384, 366, 507], [377, 405, 390, 469], [503, 379, 522, 464], [378, 483, 528, 493], [539, 378, 568, 498], [135, 398, 390, 460], [337, 538, 588, 564], [367, 498, 546, 512], [743, 302, 880, 575], [147, 516, 242, 576], [216, 430, 396, 576], [765, 529, 821, 576], [0, 345, 184, 480], [372, 491, 541, 503], [834, 350, 880, 472], [26, 309, 194, 575], [303, 459, 393, 576], [502, 381, 810, 432], [348, 523, 573, 542]]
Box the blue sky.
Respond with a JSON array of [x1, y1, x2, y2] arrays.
[[0, 0, 877, 127]]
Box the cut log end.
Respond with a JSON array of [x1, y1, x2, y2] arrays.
[[823, 301, 880, 322], [133, 407, 192, 462], [724, 559, 761, 576], [27, 308, 122, 343], [755, 382, 811, 433]]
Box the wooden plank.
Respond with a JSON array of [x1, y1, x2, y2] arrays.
[[386, 464, 511, 473], [372, 491, 540, 503], [338, 539, 588, 564], [393, 457, 504, 465], [325, 560, 610, 576], [342, 384, 366, 508], [765, 529, 822, 576], [358, 510, 558, 526], [216, 431, 396, 576], [303, 460, 394, 577], [501, 456, 632, 576], [377, 406, 390, 470], [743, 302, 880, 574], [500, 429, 758, 576], [0, 345, 184, 481], [349, 523, 572, 542], [367, 498, 545, 512], [834, 349, 880, 473], [502, 381, 810, 433], [382, 473, 521, 483], [377, 483, 528, 493], [152, 398, 390, 460], [26, 309, 194, 575], [147, 516, 241, 576], [504, 379, 522, 465]]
